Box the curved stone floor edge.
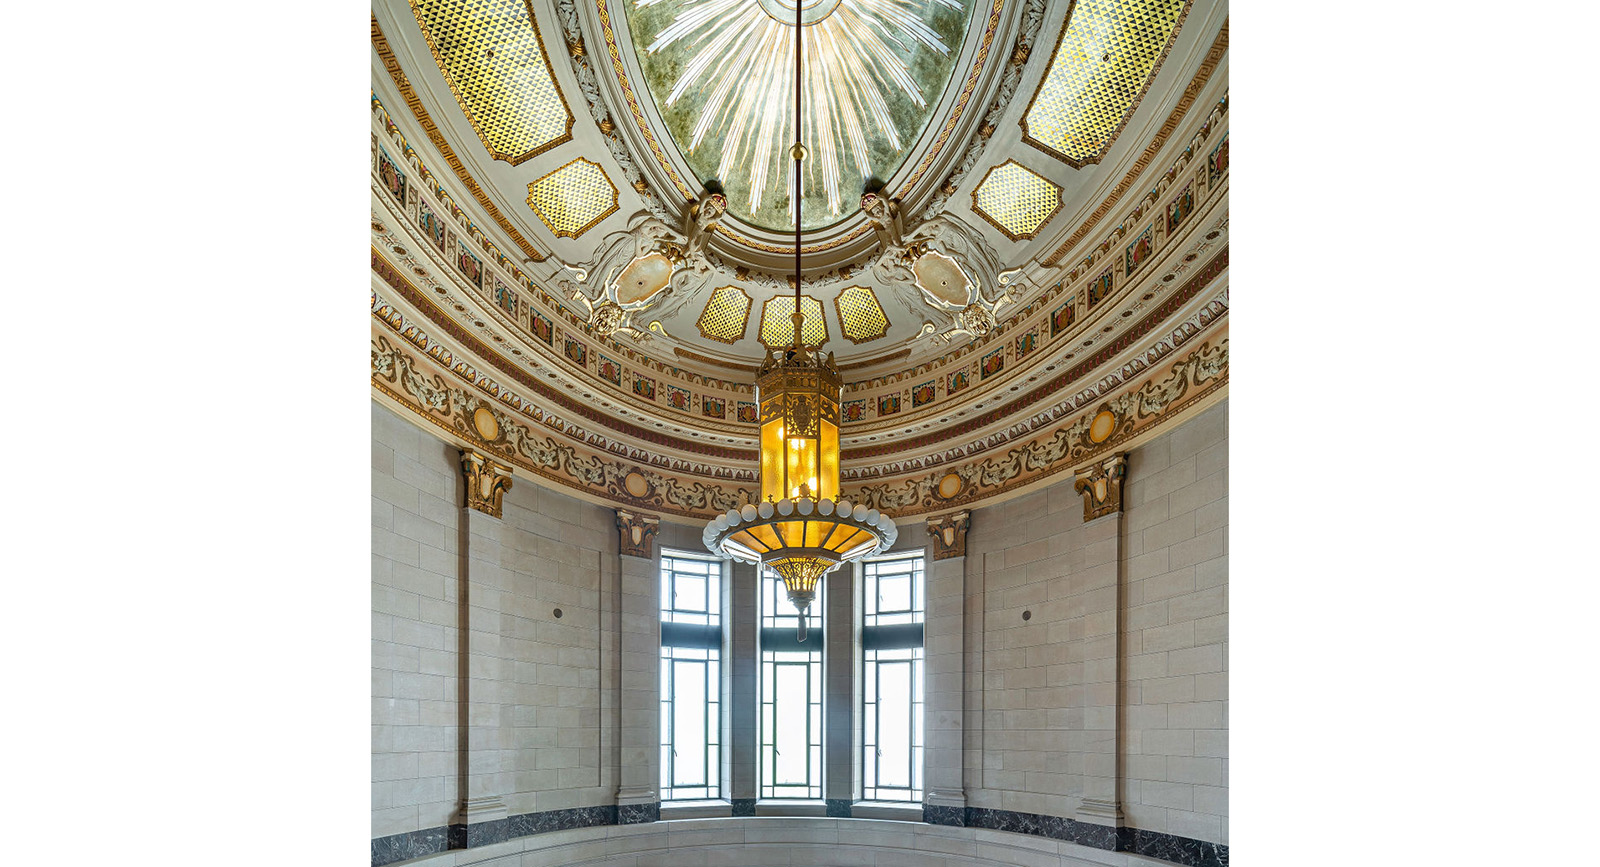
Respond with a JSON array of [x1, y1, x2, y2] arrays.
[[371, 806, 1226, 867]]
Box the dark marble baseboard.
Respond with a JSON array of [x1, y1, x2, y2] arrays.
[[1125, 827, 1229, 867], [374, 805, 622, 867], [922, 804, 965, 826], [618, 801, 660, 824], [373, 801, 1224, 867], [961, 806, 1227, 867], [371, 826, 449, 867]]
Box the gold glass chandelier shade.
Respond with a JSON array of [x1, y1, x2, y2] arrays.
[[757, 346, 842, 503], [705, 346, 896, 637]]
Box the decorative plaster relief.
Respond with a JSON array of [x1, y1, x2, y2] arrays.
[[845, 337, 1226, 517], [460, 448, 514, 518], [374, 334, 757, 519], [1074, 454, 1128, 521], [615, 509, 661, 558], [371, 18, 548, 261], [926, 511, 973, 560]]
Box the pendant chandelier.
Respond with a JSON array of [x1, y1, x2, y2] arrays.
[[703, 0, 897, 640]]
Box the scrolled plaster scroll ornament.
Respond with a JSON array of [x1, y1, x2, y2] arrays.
[[845, 339, 1228, 515], [373, 335, 758, 518], [861, 190, 1025, 345], [556, 187, 727, 341]]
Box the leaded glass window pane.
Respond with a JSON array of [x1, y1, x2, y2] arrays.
[[660, 553, 723, 800], [861, 553, 925, 802]]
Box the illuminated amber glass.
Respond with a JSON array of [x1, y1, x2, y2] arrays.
[[757, 351, 841, 503]]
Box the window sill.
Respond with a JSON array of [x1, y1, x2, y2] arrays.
[[660, 800, 733, 819], [755, 800, 829, 817], [851, 802, 923, 820]]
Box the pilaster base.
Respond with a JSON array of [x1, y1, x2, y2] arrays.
[[1075, 797, 1125, 825], [616, 789, 659, 824], [448, 797, 510, 849], [924, 791, 968, 826]]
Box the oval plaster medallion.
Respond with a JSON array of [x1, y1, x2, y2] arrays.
[[1088, 409, 1117, 443], [472, 406, 501, 441]]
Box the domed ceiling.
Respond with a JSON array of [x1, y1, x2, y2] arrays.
[[625, 0, 976, 231], [369, 0, 1230, 519]]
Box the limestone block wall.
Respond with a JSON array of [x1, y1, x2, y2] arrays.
[[372, 401, 620, 841], [497, 475, 618, 815], [1119, 402, 1228, 844], [372, 401, 465, 839], [962, 399, 1228, 846]]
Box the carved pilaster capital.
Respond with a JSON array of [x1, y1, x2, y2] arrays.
[[925, 511, 971, 560], [460, 448, 514, 518], [615, 509, 661, 559], [1073, 453, 1128, 522]]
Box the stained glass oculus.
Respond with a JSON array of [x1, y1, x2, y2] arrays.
[[625, 0, 976, 231]]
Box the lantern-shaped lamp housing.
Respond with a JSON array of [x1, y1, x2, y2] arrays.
[[703, 344, 896, 640], [759, 345, 841, 504]]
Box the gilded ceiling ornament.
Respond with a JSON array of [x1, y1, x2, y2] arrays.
[[925, 511, 971, 560], [405, 0, 575, 165], [971, 160, 1061, 241], [461, 448, 515, 518], [556, 186, 727, 341], [526, 157, 621, 239], [615, 509, 662, 558], [1073, 454, 1128, 522], [845, 338, 1227, 517], [860, 190, 1024, 344]]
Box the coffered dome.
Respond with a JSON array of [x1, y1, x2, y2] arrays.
[[370, 0, 1230, 520]]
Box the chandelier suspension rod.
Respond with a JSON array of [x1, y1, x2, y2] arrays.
[[792, 0, 803, 350]]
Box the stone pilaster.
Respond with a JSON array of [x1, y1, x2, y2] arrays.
[[728, 560, 759, 809], [824, 565, 854, 816], [615, 539, 658, 822], [1069, 455, 1129, 826], [1074, 507, 1125, 831], [1073, 454, 1128, 522], [924, 514, 970, 824], [615, 509, 660, 559], [453, 449, 513, 848]]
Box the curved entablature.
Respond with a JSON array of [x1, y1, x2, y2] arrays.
[[370, 0, 1229, 520]]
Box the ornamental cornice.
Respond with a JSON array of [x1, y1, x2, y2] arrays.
[[369, 73, 1228, 442], [373, 193, 1224, 484], [369, 93, 752, 396], [843, 333, 1227, 518], [373, 314, 1225, 521], [371, 256, 760, 471], [838, 90, 1228, 398], [841, 240, 1226, 463], [373, 330, 757, 519], [841, 272, 1226, 481]]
